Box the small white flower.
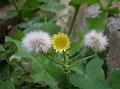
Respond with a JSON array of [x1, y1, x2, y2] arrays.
[[84, 30, 108, 52], [85, 4, 101, 18], [22, 31, 52, 53]]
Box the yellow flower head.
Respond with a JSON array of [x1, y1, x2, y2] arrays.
[[52, 33, 70, 53]]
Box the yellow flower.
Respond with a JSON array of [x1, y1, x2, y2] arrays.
[[52, 33, 70, 53]]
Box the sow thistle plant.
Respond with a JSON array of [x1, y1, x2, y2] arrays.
[[14, 25, 111, 89], [1, 0, 120, 89], [21, 29, 108, 75]]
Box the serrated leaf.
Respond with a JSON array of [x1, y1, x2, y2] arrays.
[[31, 56, 63, 89], [70, 58, 111, 89]]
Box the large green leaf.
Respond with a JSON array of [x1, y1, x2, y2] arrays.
[[21, 0, 40, 17], [0, 80, 15, 89], [70, 58, 112, 89], [87, 13, 107, 32], [70, 0, 99, 7], [70, 0, 83, 8], [110, 70, 120, 89], [26, 22, 61, 35], [31, 56, 63, 89], [86, 58, 105, 80], [40, 22, 61, 35], [5, 10, 18, 20]]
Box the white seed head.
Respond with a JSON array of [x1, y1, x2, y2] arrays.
[[108, 17, 120, 31], [22, 31, 52, 54], [84, 30, 108, 52], [85, 4, 101, 18]]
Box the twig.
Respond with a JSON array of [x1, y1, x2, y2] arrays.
[[68, 7, 79, 36]]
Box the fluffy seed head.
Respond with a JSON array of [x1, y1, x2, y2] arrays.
[[22, 31, 51, 54], [108, 17, 120, 31], [84, 30, 108, 52], [85, 4, 101, 18], [52, 33, 70, 53]]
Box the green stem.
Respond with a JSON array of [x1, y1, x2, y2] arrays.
[[69, 48, 84, 63], [68, 7, 79, 37], [69, 45, 84, 60], [71, 55, 95, 67], [69, 53, 80, 63], [63, 52, 69, 62]]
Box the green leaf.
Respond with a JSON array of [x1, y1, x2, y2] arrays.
[[85, 0, 99, 5], [26, 22, 61, 35], [87, 13, 107, 32], [5, 10, 17, 19], [0, 80, 15, 89], [40, 23, 60, 35], [39, 0, 59, 3], [108, 8, 120, 16], [15, 31, 25, 40], [86, 58, 105, 80], [70, 0, 83, 8], [70, 0, 99, 7], [5, 37, 31, 59], [31, 56, 63, 89], [0, 45, 5, 52], [21, 0, 40, 17], [40, 2, 65, 13], [70, 58, 111, 89], [110, 70, 120, 89]]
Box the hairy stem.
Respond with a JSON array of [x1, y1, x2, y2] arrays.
[[71, 55, 95, 67]]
